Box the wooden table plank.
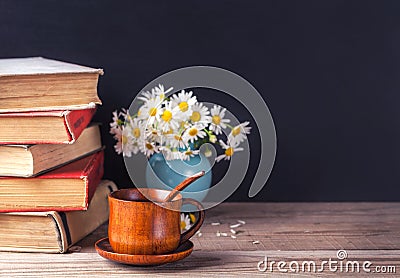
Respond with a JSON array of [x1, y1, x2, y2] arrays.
[[0, 203, 399, 277]]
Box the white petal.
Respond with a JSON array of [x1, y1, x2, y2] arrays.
[[215, 154, 226, 162]]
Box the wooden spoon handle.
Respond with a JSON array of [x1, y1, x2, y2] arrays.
[[163, 171, 205, 202]]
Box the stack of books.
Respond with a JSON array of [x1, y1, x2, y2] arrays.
[[0, 57, 117, 253]]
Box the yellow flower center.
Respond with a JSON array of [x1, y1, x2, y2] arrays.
[[188, 128, 198, 137], [190, 111, 201, 122], [179, 101, 189, 112], [132, 128, 141, 138], [225, 147, 234, 156], [212, 115, 221, 125], [185, 150, 193, 155], [180, 220, 187, 231], [163, 129, 173, 135], [137, 109, 141, 117], [232, 127, 241, 136], [149, 107, 157, 117], [122, 135, 128, 144], [189, 213, 196, 223], [161, 110, 172, 122], [145, 143, 153, 150], [160, 93, 165, 100]]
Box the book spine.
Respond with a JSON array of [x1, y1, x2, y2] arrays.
[[63, 108, 96, 143], [49, 212, 69, 253], [83, 151, 104, 209]]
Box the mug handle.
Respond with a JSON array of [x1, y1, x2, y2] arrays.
[[180, 198, 205, 245]]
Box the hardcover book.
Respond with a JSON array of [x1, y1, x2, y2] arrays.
[[0, 108, 96, 144], [0, 124, 103, 177], [0, 180, 117, 253], [0, 151, 104, 212], [0, 57, 103, 112]]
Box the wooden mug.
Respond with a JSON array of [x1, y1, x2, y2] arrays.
[[108, 188, 205, 255]]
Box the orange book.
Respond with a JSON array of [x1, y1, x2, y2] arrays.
[[0, 108, 96, 144], [0, 151, 104, 212]]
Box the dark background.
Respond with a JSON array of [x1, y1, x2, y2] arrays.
[[1, 0, 400, 201]]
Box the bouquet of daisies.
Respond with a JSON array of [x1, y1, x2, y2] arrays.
[[110, 85, 251, 162]]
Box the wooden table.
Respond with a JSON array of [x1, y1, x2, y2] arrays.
[[0, 203, 399, 277]]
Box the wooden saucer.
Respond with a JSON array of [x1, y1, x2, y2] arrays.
[[95, 237, 194, 266]]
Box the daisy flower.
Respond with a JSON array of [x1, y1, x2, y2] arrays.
[[180, 147, 200, 161], [139, 141, 159, 157], [171, 90, 197, 118], [152, 84, 173, 101], [180, 213, 192, 232], [138, 84, 172, 103], [156, 101, 181, 132], [215, 140, 244, 162], [110, 85, 252, 163], [146, 126, 161, 140], [183, 125, 206, 143], [128, 118, 145, 141], [209, 105, 230, 135], [167, 132, 189, 149], [143, 123, 161, 143], [114, 126, 136, 157], [189, 102, 211, 127], [127, 118, 144, 155], [228, 121, 251, 147], [138, 98, 163, 124]]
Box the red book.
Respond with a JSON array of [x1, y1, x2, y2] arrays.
[[0, 151, 104, 212], [0, 108, 96, 144]]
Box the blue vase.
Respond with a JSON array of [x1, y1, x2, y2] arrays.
[[145, 152, 212, 202]]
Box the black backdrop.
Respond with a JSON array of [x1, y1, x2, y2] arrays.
[[1, 0, 400, 201]]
